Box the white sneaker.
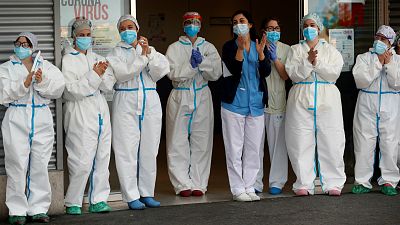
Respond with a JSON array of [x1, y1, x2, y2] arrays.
[[247, 192, 261, 201], [233, 193, 252, 202]]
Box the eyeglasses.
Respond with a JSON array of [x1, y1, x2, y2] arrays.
[[183, 19, 201, 26], [265, 26, 280, 32], [374, 35, 389, 42], [13, 41, 30, 48]]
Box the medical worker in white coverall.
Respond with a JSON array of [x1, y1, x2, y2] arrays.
[[0, 32, 65, 225], [285, 13, 345, 196], [62, 18, 116, 215], [107, 15, 170, 209], [352, 25, 400, 196], [255, 18, 291, 195], [165, 12, 222, 197]]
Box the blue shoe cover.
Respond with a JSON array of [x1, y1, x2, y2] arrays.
[[140, 197, 161, 208], [269, 187, 282, 195], [128, 199, 146, 210]]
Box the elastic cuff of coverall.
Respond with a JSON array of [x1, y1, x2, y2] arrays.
[[292, 187, 314, 195], [146, 46, 156, 61], [231, 188, 246, 196], [323, 185, 343, 193], [8, 211, 27, 217], [124, 194, 141, 203], [354, 181, 373, 189], [86, 70, 102, 89], [33, 75, 49, 90], [378, 179, 398, 188], [269, 183, 285, 190], [27, 207, 48, 216], [20, 80, 29, 93], [65, 202, 82, 208], [245, 187, 258, 194], [191, 187, 207, 194], [175, 185, 192, 195]]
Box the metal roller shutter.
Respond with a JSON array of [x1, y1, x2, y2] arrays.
[[0, 0, 57, 174], [389, 0, 400, 31]]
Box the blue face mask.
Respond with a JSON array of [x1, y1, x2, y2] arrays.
[[76, 37, 92, 50], [184, 25, 200, 38], [266, 31, 280, 43], [14, 46, 33, 60], [233, 24, 250, 36], [120, 30, 137, 44], [303, 27, 318, 41], [373, 40, 388, 55]]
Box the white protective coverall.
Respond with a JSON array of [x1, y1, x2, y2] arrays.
[[62, 49, 116, 207], [107, 42, 170, 202], [255, 41, 291, 192], [285, 39, 346, 194], [165, 36, 222, 194], [352, 50, 400, 188], [0, 55, 65, 216]]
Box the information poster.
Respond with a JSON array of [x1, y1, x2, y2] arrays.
[[329, 29, 354, 72], [60, 0, 125, 57]]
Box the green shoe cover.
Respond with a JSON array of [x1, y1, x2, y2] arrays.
[[66, 206, 82, 215], [30, 213, 49, 223], [8, 216, 26, 225], [351, 185, 371, 194], [89, 201, 112, 213], [381, 185, 398, 196]]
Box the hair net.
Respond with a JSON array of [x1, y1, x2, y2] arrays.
[[16, 32, 38, 52], [301, 13, 324, 32], [117, 15, 140, 30], [71, 17, 92, 38], [376, 25, 396, 45]]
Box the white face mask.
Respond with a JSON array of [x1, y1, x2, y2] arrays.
[[233, 24, 250, 36]]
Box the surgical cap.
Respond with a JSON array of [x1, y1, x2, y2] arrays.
[[394, 31, 400, 46], [71, 17, 92, 38], [17, 32, 38, 52], [183, 12, 202, 22], [117, 15, 140, 30], [376, 25, 396, 45], [302, 13, 324, 32]]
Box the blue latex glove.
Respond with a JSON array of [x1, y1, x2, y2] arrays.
[[190, 53, 198, 68], [192, 48, 203, 65], [268, 42, 277, 61]]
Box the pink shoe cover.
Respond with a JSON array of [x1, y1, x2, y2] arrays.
[[295, 189, 309, 196], [328, 189, 341, 196]]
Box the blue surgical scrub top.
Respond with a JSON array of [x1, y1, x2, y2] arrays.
[[222, 41, 264, 117]]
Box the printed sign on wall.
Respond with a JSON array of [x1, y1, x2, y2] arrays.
[[60, 0, 125, 56]]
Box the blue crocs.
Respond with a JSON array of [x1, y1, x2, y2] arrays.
[[128, 199, 146, 210], [140, 197, 161, 208], [255, 189, 262, 194], [269, 187, 282, 195]]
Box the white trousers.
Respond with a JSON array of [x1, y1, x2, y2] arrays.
[[112, 92, 162, 202], [65, 111, 111, 207], [255, 113, 288, 191], [353, 92, 400, 188], [3, 106, 54, 216], [221, 107, 264, 196], [285, 85, 346, 194], [166, 88, 214, 194]]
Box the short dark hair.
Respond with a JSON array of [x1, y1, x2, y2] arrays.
[[16, 36, 33, 48], [260, 17, 281, 31], [231, 10, 259, 41]]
